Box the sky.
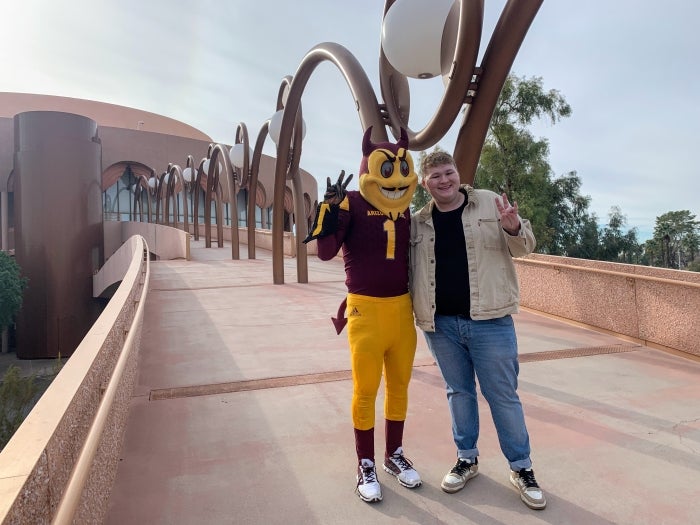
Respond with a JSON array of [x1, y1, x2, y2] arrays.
[[2, 0, 698, 241]]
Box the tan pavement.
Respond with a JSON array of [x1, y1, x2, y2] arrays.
[[105, 240, 700, 525]]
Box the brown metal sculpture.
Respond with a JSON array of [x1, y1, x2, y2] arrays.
[[272, 76, 308, 284], [192, 156, 207, 242], [182, 155, 201, 239], [132, 173, 153, 223], [246, 117, 274, 260], [154, 170, 179, 226], [203, 143, 239, 258], [232, 122, 257, 259], [164, 163, 184, 227], [270, 0, 542, 284]]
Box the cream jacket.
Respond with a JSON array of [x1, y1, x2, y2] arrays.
[[410, 185, 536, 332]]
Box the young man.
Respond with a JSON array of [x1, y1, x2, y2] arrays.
[[410, 150, 546, 510], [305, 128, 421, 503]]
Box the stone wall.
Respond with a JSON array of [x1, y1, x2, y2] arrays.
[[0, 236, 148, 524], [516, 254, 700, 357]]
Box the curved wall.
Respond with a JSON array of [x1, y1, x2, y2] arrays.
[[14, 111, 104, 358], [0, 92, 212, 141]]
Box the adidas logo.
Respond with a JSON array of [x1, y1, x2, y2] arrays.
[[348, 306, 361, 317]]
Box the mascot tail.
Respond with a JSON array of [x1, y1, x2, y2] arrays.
[[331, 297, 348, 335]]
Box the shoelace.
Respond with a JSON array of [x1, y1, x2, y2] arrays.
[[451, 459, 472, 476], [359, 465, 377, 484], [518, 469, 540, 489], [390, 454, 413, 471]]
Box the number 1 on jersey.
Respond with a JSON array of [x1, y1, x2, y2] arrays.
[[383, 219, 396, 260]]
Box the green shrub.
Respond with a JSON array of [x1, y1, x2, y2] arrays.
[[0, 252, 27, 331], [0, 365, 39, 450]]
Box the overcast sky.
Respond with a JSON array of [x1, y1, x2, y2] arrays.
[[2, 0, 698, 240]]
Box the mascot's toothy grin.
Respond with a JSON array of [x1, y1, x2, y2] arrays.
[[381, 186, 409, 200]]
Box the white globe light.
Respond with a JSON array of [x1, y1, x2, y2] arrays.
[[182, 166, 194, 182], [381, 0, 455, 79], [163, 173, 170, 185], [147, 177, 156, 189], [269, 110, 306, 145], [229, 143, 252, 168], [203, 159, 225, 175]]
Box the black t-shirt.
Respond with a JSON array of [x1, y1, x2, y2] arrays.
[[432, 190, 470, 316]]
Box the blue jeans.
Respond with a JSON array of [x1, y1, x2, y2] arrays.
[[423, 314, 532, 470]]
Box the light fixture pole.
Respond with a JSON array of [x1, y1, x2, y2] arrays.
[[181, 156, 196, 233], [229, 123, 256, 258], [203, 144, 239, 258], [270, 76, 308, 284], [132, 173, 153, 223]]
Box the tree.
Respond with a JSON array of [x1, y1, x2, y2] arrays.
[[475, 74, 578, 253], [545, 171, 600, 257], [597, 206, 641, 263], [648, 211, 700, 269], [0, 252, 26, 331]]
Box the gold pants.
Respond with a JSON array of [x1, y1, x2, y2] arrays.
[[346, 293, 417, 430]]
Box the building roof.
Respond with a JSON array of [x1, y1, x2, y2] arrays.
[[0, 92, 212, 141]]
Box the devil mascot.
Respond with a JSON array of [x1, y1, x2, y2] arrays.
[[304, 127, 420, 502]]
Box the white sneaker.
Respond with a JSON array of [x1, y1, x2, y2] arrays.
[[441, 457, 479, 493], [383, 447, 422, 488], [510, 468, 546, 510], [356, 459, 382, 502]]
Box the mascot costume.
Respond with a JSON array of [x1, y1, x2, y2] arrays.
[[304, 127, 420, 503]]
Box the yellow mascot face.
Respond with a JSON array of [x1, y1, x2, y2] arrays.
[[358, 127, 418, 221]]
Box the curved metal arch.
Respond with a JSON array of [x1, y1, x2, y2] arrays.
[[202, 146, 224, 249], [132, 174, 153, 223], [272, 45, 388, 283], [166, 163, 185, 229], [234, 122, 257, 259], [205, 143, 239, 259], [154, 172, 166, 225], [274, 76, 305, 183], [192, 157, 207, 242], [234, 123, 251, 188], [272, 77, 306, 283], [247, 119, 273, 260], [183, 155, 199, 239], [161, 163, 183, 227], [453, 0, 543, 184]]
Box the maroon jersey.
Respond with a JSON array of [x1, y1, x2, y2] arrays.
[[317, 191, 410, 297]]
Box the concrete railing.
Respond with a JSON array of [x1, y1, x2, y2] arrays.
[[104, 221, 190, 262], [516, 254, 700, 358], [0, 235, 150, 524], [184, 223, 307, 257]]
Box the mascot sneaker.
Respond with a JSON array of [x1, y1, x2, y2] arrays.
[[383, 447, 422, 488], [356, 459, 382, 502]]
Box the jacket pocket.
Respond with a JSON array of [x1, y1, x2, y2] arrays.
[[477, 218, 502, 250]]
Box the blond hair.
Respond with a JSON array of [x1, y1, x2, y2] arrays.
[[420, 150, 456, 178]]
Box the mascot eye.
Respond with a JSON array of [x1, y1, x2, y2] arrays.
[[400, 159, 410, 176], [381, 160, 394, 178]]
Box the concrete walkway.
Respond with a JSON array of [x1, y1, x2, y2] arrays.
[[105, 240, 700, 525]]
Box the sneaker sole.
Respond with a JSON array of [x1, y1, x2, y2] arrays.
[[441, 471, 478, 493], [356, 490, 383, 503], [509, 477, 546, 510], [382, 465, 422, 488]]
